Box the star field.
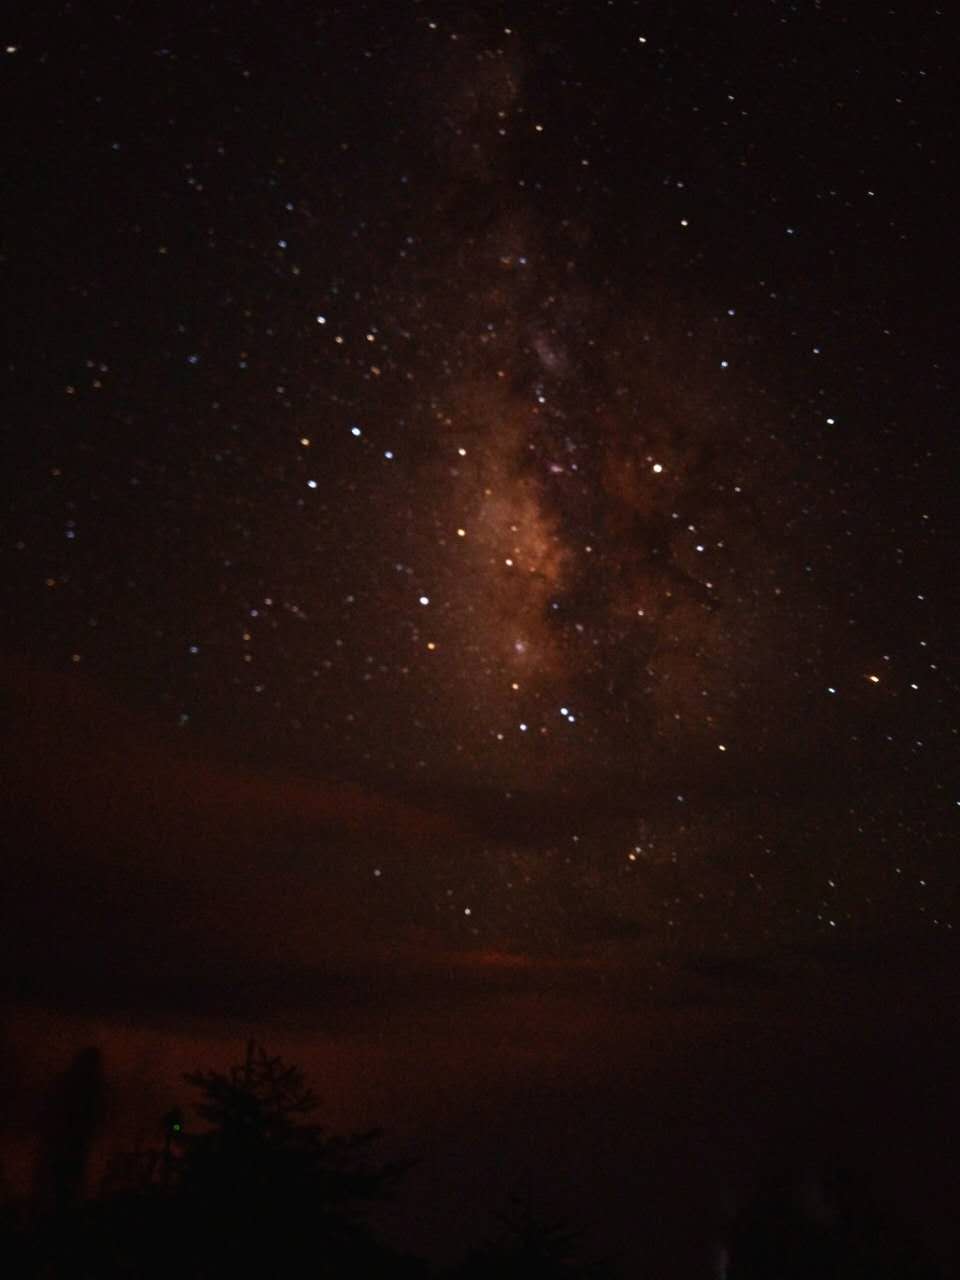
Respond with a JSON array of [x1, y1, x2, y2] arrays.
[[4, 1, 958, 966]]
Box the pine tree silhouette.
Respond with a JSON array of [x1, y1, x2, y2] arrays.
[[457, 1197, 615, 1280], [96, 1040, 414, 1278]]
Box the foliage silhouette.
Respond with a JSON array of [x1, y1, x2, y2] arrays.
[[92, 1040, 416, 1278], [31, 1046, 105, 1221], [178, 1040, 403, 1209], [456, 1197, 616, 1280], [4, 1042, 949, 1278]]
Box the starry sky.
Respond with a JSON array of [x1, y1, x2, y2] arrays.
[[3, 0, 958, 999], [4, 6, 960, 1274]]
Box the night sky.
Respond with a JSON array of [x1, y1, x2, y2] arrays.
[[2, 0, 959, 1269]]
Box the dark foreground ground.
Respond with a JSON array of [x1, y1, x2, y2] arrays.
[[3, 936, 959, 1277]]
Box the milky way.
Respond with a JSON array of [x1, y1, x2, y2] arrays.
[[4, 2, 957, 965]]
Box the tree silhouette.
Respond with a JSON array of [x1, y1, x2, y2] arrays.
[[20, 1046, 107, 1277], [31, 1046, 105, 1222], [0, 1164, 30, 1277], [457, 1197, 615, 1280], [96, 1040, 416, 1278]]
